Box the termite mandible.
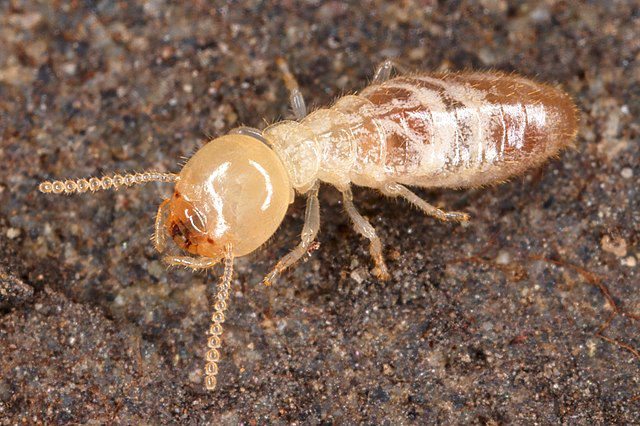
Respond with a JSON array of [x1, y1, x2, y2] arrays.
[[39, 59, 579, 390]]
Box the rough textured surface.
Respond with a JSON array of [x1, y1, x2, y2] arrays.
[[1, 1, 638, 424]]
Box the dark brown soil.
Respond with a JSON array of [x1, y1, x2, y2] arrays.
[[1, 1, 638, 424]]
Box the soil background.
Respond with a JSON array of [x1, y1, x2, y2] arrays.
[[1, 1, 638, 424]]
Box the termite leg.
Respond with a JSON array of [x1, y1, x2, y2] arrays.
[[163, 255, 220, 270], [153, 199, 170, 252], [263, 183, 320, 286], [382, 183, 470, 223], [276, 57, 307, 120], [372, 59, 404, 84], [341, 187, 390, 281], [288, 88, 307, 120]]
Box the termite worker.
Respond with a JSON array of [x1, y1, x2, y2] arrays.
[[39, 60, 579, 390]]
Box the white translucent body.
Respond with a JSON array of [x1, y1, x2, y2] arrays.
[[264, 73, 576, 192]]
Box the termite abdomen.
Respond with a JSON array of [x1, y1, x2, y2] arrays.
[[339, 72, 579, 188]]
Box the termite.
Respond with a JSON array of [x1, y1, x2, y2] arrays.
[[38, 60, 579, 390]]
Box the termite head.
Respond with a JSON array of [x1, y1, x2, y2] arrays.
[[161, 134, 293, 260]]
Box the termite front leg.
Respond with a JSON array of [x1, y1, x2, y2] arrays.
[[163, 255, 220, 270], [276, 57, 307, 120], [341, 187, 390, 280], [263, 183, 320, 286], [382, 183, 470, 223]]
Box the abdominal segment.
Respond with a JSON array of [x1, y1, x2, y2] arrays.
[[331, 72, 578, 188]]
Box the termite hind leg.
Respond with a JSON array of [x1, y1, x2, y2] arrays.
[[153, 199, 171, 252], [341, 187, 390, 281], [163, 255, 220, 270], [372, 59, 405, 84], [276, 57, 307, 120], [382, 183, 470, 223], [263, 183, 320, 286]]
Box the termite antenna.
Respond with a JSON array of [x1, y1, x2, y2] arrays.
[[38, 171, 179, 195], [204, 243, 235, 391]]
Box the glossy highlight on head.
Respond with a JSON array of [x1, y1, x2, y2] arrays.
[[160, 134, 293, 259]]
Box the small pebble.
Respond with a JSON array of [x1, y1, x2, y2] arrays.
[[495, 250, 511, 265], [350, 268, 365, 284], [113, 294, 125, 307], [148, 261, 165, 279], [620, 167, 633, 179], [61, 62, 77, 76], [188, 368, 202, 384], [6, 228, 21, 239], [601, 235, 627, 257]]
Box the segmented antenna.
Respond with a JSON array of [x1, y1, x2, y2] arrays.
[[38, 172, 179, 194], [204, 243, 235, 391]]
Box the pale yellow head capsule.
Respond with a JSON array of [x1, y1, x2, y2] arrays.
[[163, 134, 292, 261]]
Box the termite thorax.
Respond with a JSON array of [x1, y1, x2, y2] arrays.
[[263, 120, 321, 193]]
